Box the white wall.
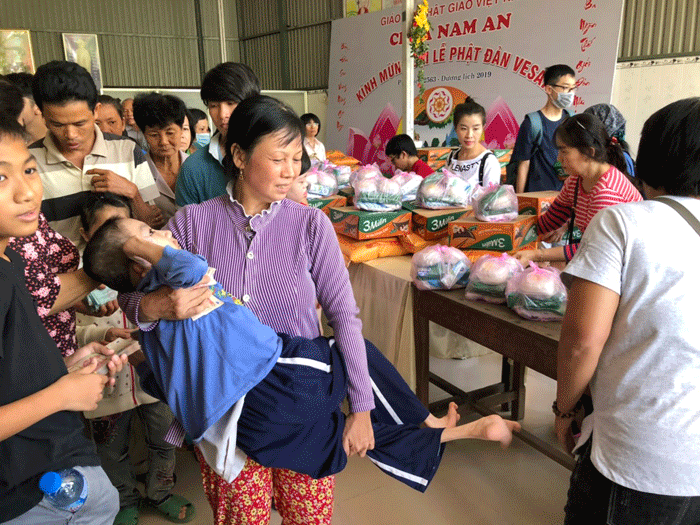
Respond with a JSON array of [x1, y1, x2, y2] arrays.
[[611, 56, 700, 154]]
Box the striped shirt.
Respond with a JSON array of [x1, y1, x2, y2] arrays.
[[123, 188, 374, 412], [538, 165, 643, 261], [33, 126, 159, 251]]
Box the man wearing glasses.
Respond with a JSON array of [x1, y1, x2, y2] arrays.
[[513, 64, 577, 193]]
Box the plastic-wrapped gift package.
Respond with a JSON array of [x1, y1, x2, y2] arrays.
[[472, 184, 519, 222], [411, 245, 471, 290], [416, 169, 474, 209], [305, 167, 338, 198], [465, 252, 523, 304], [506, 262, 567, 321], [351, 164, 402, 211], [323, 161, 352, 188], [390, 170, 423, 201]]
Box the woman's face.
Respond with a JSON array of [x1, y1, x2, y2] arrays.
[[305, 120, 319, 139], [144, 123, 182, 159], [234, 130, 303, 205], [455, 113, 484, 151], [556, 138, 593, 178], [180, 116, 191, 152], [194, 118, 210, 135]]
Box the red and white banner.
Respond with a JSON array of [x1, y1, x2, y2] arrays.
[[328, 0, 624, 171]]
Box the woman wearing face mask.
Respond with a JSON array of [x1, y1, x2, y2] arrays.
[[189, 107, 210, 151]]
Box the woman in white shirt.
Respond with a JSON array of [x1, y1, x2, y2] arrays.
[[301, 112, 326, 162], [557, 97, 700, 524]]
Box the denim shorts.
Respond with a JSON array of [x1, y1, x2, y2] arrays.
[[565, 438, 700, 525]]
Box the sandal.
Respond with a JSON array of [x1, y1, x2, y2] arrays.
[[114, 505, 139, 525], [146, 494, 196, 523]]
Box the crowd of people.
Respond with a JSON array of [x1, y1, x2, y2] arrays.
[[1, 54, 699, 525]]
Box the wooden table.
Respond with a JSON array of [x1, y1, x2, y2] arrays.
[[412, 286, 575, 470]]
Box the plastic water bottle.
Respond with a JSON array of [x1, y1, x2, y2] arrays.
[[38, 468, 88, 512]]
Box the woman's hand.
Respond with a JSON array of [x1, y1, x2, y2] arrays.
[[541, 221, 569, 244], [105, 327, 137, 343], [554, 416, 576, 455], [514, 249, 539, 267], [64, 341, 128, 385], [342, 411, 375, 457], [139, 281, 214, 322]]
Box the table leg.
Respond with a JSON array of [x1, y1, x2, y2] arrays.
[[500, 356, 511, 412], [510, 361, 526, 420], [412, 287, 430, 407]]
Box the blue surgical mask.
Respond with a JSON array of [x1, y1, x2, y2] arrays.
[[553, 91, 575, 110], [195, 133, 211, 147]]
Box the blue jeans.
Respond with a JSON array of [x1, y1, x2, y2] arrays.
[[565, 438, 700, 525], [2, 466, 118, 525]]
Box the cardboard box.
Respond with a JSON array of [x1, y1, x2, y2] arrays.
[[461, 243, 537, 264], [417, 147, 453, 170], [308, 195, 347, 216], [447, 215, 538, 251], [337, 186, 354, 206], [492, 148, 512, 184], [517, 191, 559, 217], [330, 207, 412, 240], [402, 201, 473, 240], [326, 150, 360, 167]]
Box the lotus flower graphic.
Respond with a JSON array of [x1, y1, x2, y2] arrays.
[[347, 103, 400, 172]]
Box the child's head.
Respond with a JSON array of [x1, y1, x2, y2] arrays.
[[83, 217, 179, 292], [79, 192, 132, 242], [453, 97, 486, 152], [543, 64, 576, 110], [385, 134, 418, 171], [300, 113, 321, 139], [554, 113, 627, 176], [0, 118, 41, 242], [287, 173, 309, 205]]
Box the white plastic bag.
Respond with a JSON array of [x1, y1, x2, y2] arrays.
[[351, 164, 402, 211], [391, 170, 424, 201], [411, 245, 471, 290], [472, 184, 519, 222], [416, 169, 474, 209], [505, 262, 567, 321], [305, 167, 338, 198], [465, 253, 523, 304]]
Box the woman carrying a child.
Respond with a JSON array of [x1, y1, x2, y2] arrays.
[[122, 95, 375, 524], [515, 113, 642, 267]]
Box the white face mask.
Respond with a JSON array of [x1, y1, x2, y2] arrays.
[[195, 133, 211, 147], [553, 91, 575, 110]]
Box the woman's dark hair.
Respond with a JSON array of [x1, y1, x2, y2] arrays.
[[182, 110, 194, 149], [385, 134, 418, 157], [0, 80, 24, 121], [453, 97, 486, 127], [636, 97, 700, 197], [555, 113, 628, 175], [133, 92, 186, 132], [32, 60, 97, 111], [82, 217, 135, 293], [223, 95, 304, 181], [300, 113, 321, 135], [0, 114, 28, 143], [97, 94, 123, 118], [200, 62, 260, 105], [301, 147, 311, 175], [79, 192, 132, 231], [4, 72, 34, 98], [583, 103, 631, 154], [189, 107, 208, 127]]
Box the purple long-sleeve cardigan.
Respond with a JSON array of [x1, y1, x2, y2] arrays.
[[123, 193, 374, 412]]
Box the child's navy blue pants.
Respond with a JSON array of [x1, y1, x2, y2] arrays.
[[237, 336, 445, 492]]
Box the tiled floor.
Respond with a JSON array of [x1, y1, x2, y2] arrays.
[[140, 352, 571, 525]]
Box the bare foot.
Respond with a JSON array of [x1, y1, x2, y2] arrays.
[[424, 402, 461, 429], [440, 414, 521, 447]]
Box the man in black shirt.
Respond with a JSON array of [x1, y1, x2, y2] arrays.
[[0, 117, 122, 524]]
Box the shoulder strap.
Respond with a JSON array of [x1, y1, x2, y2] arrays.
[[527, 111, 543, 150], [446, 148, 458, 166], [567, 177, 580, 245], [655, 197, 700, 236], [478, 151, 493, 186]]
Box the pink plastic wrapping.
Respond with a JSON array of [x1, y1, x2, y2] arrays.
[[472, 183, 519, 222], [465, 253, 523, 304], [505, 262, 567, 321], [411, 245, 471, 290]]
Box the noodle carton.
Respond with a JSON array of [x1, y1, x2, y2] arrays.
[[417, 147, 453, 170], [330, 206, 412, 240], [403, 200, 473, 240], [516, 191, 559, 217], [308, 195, 347, 216], [461, 244, 537, 264], [447, 215, 538, 252]]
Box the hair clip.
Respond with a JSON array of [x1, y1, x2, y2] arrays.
[[610, 136, 619, 144]]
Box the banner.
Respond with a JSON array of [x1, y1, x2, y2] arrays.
[[328, 0, 624, 171]]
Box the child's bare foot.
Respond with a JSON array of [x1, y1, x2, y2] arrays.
[[424, 402, 461, 429], [440, 414, 521, 447]]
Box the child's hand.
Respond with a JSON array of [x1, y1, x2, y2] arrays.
[[105, 327, 137, 343], [54, 360, 110, 412]]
